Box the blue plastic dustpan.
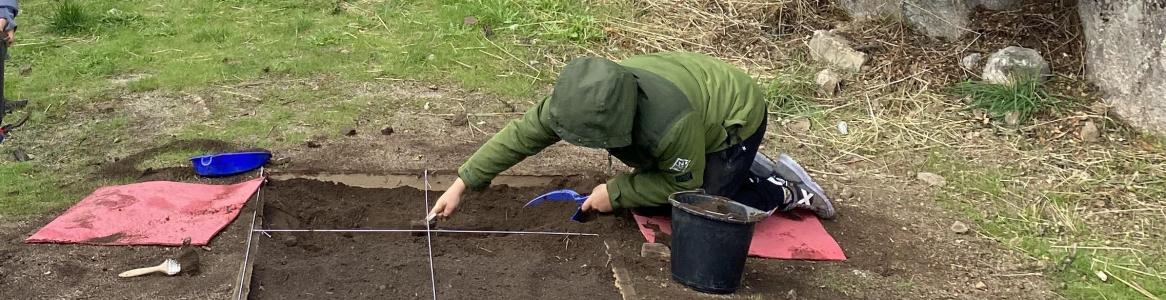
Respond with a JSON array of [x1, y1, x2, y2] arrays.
[[190, 151, 272, 177]]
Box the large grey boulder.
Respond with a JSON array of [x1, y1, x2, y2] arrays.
[[1079, 1, 1166, 135], [839, 0, 902, 20], [902, 0, 973, 40], [981, 46, 1052, 84], [808, 30, 869, 72]]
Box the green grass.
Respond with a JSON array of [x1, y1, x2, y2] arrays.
[[11, 0, 621, 102], [923, 150, 1166, 299], [764, 62, 819, 117], [49, 0, 91, 34], [0, 162, 77, 216], [951, 79, 1058, 123], [448, 0, 606, 43], [0, 0, 628, 217]]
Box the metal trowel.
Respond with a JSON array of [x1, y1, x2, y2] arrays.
[[525, 189, 603, 223]]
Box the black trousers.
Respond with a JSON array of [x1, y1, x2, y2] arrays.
[[701, 114, 782, 211], [636, 115, 783, 215]]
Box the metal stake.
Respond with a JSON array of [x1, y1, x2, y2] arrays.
[[423, 170, 438, 300], [236, 168, 265, 300]]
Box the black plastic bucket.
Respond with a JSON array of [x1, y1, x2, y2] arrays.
[[668, 191, 766, 294]]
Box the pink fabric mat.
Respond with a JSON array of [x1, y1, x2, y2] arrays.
[[634, 210, 846, 261], [26, 178, 264, 246]]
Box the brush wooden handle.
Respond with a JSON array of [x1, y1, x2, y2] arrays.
[[118, 264, 167, 278]]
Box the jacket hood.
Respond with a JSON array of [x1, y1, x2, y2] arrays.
[[548, 57, 638, 148]]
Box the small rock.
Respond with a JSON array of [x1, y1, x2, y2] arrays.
[[950, 221, 970, 234], [341, 128, 357, 136], [10, 148, 30, 162], [836, 121, 849, 135], [786, 289, 798, 299], [19, 65, 32, 76], [917, 172, 946, 187], [1079, 121, 1100, 142], [428, 85, 439, 91], [339, 49, 350, 54], [305, 140, 322, 148], [973, 281, 987, 290], [815, 69, 843, 96], [380, 126, 395, 136], [982, 46, 1052, 85], [1004, 111, 1021, 126], [640, 243, 671, 260], [463, 16, 478, 25], [1095, 270, 1108, 282], [808, 30, 868, 72], [482, 23, 494, 38], [95, 102, 117, 113], [450, 113, 469, 126], [787, 118, 812, 133], [960, 53, 983, 71]]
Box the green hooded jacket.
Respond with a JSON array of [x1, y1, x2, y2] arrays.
[[458, 52, 766, 208]]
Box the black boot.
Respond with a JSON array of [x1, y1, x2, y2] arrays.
[[3, 98, 27, 113]]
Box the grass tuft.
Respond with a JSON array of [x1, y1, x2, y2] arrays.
[[763, 65, 818, 117], [50, 0, 91, 34], [952, 78, 1058, 123], [445, 0, 606, 43]]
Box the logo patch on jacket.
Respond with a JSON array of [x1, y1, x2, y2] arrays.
[[669, 158, 691, 173]]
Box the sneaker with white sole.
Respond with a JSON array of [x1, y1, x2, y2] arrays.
[[752, 153, 836, 219]]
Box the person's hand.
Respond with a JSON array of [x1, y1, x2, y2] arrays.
[[0, 19, 13, 45], [429, 177, 467, 218], [581, 184, 613, 213]]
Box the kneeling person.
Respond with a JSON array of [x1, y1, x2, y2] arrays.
[[428, 52, 835, 219]]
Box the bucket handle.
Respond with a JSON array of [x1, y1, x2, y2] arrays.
[[199, 156, 214, 166]]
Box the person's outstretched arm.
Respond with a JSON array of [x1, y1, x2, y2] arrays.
[[429, 97, 560, 217]]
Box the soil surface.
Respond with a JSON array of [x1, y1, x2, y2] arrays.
[[249, 178, 624, 299]]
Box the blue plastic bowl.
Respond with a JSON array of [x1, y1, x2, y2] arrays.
[[190, 151, 272, 177]]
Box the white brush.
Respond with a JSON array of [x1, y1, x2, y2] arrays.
[[118, 259, 181, 278]]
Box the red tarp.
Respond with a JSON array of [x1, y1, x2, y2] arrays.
[[26, 178, 264, 246], [634, 210, 846, 261]]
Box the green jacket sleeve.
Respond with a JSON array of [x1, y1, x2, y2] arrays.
[[606, 114, 705, 208], [458, 97, 560, 189]]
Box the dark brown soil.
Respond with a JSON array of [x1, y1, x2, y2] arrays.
[[249, 178, 628, 299]]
